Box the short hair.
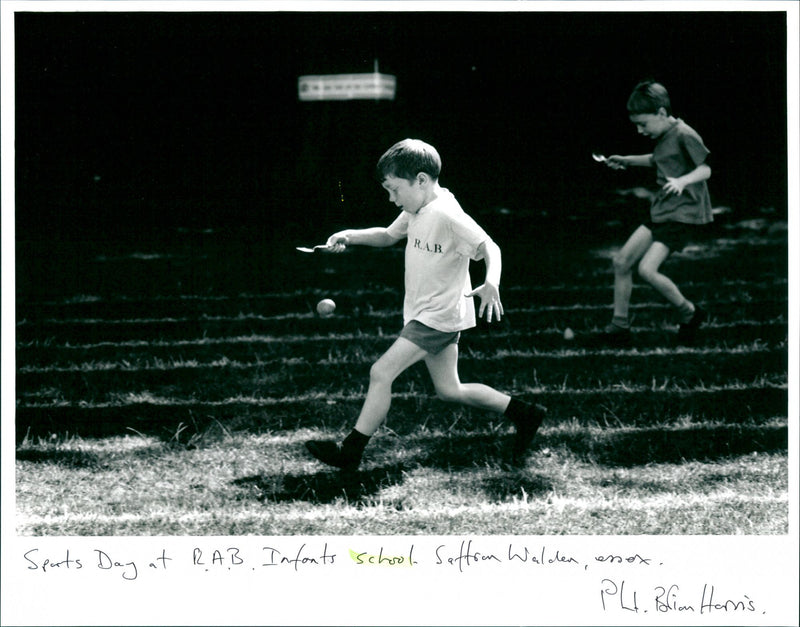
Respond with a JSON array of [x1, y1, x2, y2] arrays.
[[376, 139, 442, 182], [627, 80, 672, 115]]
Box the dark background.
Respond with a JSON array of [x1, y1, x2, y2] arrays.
[[15, 10, 788, 244]]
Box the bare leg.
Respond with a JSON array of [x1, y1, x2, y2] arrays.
[[424, 343, 510, 412], [612, 225, 654, 322], [637, 242, 693, 313], [425, 343, 544, 463], [353, 337, 427, 436], [306, 337, 426, 469]]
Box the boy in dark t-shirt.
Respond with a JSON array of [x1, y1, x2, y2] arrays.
[[601, 80, 713, 345]]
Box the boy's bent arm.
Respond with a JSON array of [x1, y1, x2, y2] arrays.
[[478, 239, 502, 287], [467, 239, 504, 323], [680, 163, 711, 184], [327, 227, 400, 250], [663, 163, 711, 195]]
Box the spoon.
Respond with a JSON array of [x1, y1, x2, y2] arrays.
[[593, 153, 627, 169], [296, 244, 330, 253]]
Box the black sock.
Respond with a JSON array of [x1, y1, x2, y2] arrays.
[[611, 315, 630, 329], [505, 397, 546, 429], [505, 398, 530, 427], [342, 429, 370, 455]]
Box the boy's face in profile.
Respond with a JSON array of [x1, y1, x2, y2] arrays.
[[382, 174, 428, 215], [629, 108, 672, 139]]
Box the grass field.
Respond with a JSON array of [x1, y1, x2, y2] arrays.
[[14, 204, 789, 535]]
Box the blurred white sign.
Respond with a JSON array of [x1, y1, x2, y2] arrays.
[[298, 72, 396, 101]]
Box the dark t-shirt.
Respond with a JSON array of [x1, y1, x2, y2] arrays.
[[651, 118, 713, 225]]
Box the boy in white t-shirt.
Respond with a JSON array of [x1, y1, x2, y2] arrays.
[[305, 139, 546, 470]]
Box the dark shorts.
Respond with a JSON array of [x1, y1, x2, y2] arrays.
[[400, 320, 460, 355], [645, 220, 707, 253]]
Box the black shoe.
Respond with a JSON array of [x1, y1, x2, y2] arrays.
[[677, 306, 707, 344], [305, 440, 361, 471], [512, 404, 547, 465]]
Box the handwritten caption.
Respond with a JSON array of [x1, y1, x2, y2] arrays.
[[23, 541, 646, 578], [21, 540, 765, 617]]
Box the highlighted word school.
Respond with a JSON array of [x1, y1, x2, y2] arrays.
[[349, 546, 416, 567]]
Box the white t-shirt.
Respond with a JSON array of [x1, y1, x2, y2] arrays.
[[385, 188, 491, 332]]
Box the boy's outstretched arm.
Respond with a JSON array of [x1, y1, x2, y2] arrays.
[[467, 239, 504, 323], [326, 227, 401, 252], [606, 154, 654, 170], [663, 163, 711, 195]]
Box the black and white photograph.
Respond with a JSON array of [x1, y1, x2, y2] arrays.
[[2, 2, 797, 625]]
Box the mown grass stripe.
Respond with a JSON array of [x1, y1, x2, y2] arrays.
[[16, 390, 788, 442], [14, 418, 789, 448], [15, 310, 788, 349], [17, 277, 787, 308], [15, 341, 783, 374], [15, 317, 788, 351], [17, 499, 788, 534], [16, 490, 787, 524], [16, 380, 788, 409], [18, 295, 790, 326], [17, 285, 789, 328]]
